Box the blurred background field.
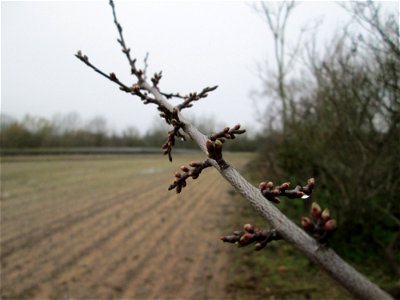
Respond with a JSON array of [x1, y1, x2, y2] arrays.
[[1, 153, 396, 299], [1, 153, 237, 299]]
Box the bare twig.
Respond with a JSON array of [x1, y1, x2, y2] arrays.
[[177, 85, 218, 111], [168, 160, 212, 193], [259, 178, 314, 203], [209, 124, 246, 142], [109, 0, 142, 78], [221, 224, 282, 251], [160, 109, 185, 162], [75, 51, 131, 93]]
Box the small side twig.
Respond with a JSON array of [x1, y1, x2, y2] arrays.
[[209, 124, 246, 142], [168, 160, 212, 193], [75, 51, 131, 93], [177, 85, 218, 111], [160, 108, 185, 162], [259, 178, 315, 203], [109, 0, 142, 78], [151, 71, 163, 89], [221, 224, 282, 251]]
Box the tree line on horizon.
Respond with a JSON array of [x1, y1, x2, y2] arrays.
[[0, 112, 258, 152]]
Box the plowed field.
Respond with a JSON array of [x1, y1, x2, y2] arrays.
[[1, 153, 250, 299]]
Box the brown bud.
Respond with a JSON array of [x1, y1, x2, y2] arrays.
[[271, 188, 281, 196], [311, 202, 322, 219], [279, 182, 290, 191], [324, 219, 337, 231], [221, 235, 239, 243], [238, 233, 254, 246], [259, 182, 267, 190], [243, 224, 255, 233], [301, 217, 314, 232], [233, 124, 241, 130], [255, 241, 267, 251], [131, 84, 141, 93], [254, 242, 262, 251], [255, 238, 269, 251], [180, 166, 189, 172], [206, 140, 214, 152], [109, 73, 117, 81], [321, 208, 331, 221], [266, 182, 274, 189]]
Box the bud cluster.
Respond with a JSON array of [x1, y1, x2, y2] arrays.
[[221, 224, 282, 251], [177, 85, 218, 111], [159, 109, 186, 162], [209, 124, 246, 143], [301, 202, 337, 244], [206, 139, 225, 166], [151, 71, 162, 88], [206, 124, 246, 169], [259, 178, 315, 203], [168, 160, 212, 193]]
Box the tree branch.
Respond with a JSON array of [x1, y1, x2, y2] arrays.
[[75, 1, 393, 299]]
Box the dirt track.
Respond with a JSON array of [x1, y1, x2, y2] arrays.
[[1, 154, 248, 299]]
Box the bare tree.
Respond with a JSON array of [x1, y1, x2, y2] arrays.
[[75, 1, 393, 299]]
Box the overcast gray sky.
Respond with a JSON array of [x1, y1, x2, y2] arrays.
[[1, 1, 398, 135]]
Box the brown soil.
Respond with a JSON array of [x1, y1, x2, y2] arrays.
[[1, 154, 248, 299]]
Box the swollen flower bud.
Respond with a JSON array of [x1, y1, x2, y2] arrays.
[[259, 182, 267, 190], [324, 219, 337, 231], [180, 166, 189, 172], [243, 224, 255, 233], [321, 208, 331, 221], [206, 140, 214, 152], [279, 182, 290, 191], [255, 241, 268, 251], [301, 217, 314, 232], [221, 235, 240, 243], [311, 202, 322, 219], [238, 233, 254, 247], [233, 124, 241, 130]]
